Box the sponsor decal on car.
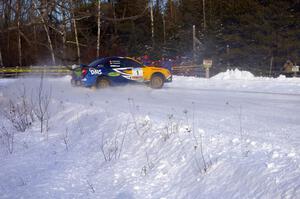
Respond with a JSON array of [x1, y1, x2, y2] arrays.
[[132, 68, 143, 77], [108, 72, 121, 77], [131, 68, 144, 81], [110, 60, 121, 67], [89, 68, 102, 75]]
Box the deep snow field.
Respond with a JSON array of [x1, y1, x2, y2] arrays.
[[0, 69, 300, 199]]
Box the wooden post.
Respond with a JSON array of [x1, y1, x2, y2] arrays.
[[205, 68, 210, 78], [269, 56, 274, 77], [203, 59, 212, 78]]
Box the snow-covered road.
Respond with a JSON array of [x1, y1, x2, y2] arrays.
[[1, 71, 300, 198]]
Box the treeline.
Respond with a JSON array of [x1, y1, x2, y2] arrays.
[[0, 0, 299, 74]]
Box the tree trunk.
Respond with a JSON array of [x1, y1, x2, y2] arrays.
[[6, 0, 12, 59], [17, 0, 22, 67], [97, 0, 101, 58], [43, 20, 56, 65], [150, 0, 154, 47], [33, 25, 38, 63], [163, 14, 166, 45], [269, 55, 274, 77], [203, 0, 206, 31], [34, 1, 56, 65], [193, 25, 196, 64], [7, 31, 10, 59], [73, 18, 81, 63], [0, 48, 3, 66], [18, 21, 22, 66], [173, 0, 177, 22], [73, 17, 80, 63], [169, 0, 173, 20], [0, 2, 5, 66], [71, 0, 81, 64], [61, 0, 67, 64]]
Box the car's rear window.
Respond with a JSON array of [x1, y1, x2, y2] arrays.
[[88, 58, 105, 67]]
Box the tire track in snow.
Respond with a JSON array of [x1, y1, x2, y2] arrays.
[[165, 86, 300, 97]]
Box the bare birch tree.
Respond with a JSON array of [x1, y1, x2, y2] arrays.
[[32, 73, 52, 135], [33, 0, 56, 65], [150, 0, 154, 47], [70, 0, 81, 64], [17, 0, 22, 67], [97, 0, 101, 58], [59, 0, 68, 63]]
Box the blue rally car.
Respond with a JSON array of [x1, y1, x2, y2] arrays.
[[74, 56, 172, 89]]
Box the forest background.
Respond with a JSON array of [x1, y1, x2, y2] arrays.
[[0, 0, 299, 75]]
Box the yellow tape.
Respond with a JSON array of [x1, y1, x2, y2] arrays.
[[0, 67, 71, 73]]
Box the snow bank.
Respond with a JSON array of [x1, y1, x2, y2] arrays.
[[0, 76, 300, 199], [171, 68, 300, 95], [0, 78, 16, 86], [212, 68, 255, 80]]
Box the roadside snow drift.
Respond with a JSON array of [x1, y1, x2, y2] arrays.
[[1, 71, 300, 199], [212, 68, 255, 80]]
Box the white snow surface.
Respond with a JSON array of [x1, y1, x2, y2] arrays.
[[212, 68, 255, 80], [0, 71, 300, 199]]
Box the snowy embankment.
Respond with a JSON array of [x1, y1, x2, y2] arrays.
[[0, 70, 300, 199], [173, 69, 300, 95]]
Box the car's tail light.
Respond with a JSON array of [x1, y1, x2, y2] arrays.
[[82, 68, 88, 77]]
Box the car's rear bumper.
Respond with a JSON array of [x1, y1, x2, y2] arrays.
[[81, 77, 95, 87]]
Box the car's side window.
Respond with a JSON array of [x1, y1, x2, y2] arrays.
[[122, 59, 143, 77], [97, 63, 104, 67], [108, 59, 122, 68], [122, 59, 142, 68]]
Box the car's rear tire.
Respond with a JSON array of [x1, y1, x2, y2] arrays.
[[75, 80, 81, 86], [150, 74, 164, 89], [93, 77, 110, 89], [71, 79, 76, 86]]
